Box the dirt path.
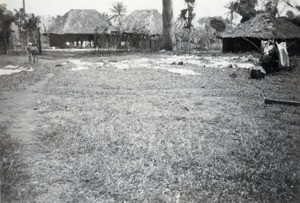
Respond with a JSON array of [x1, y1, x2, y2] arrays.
[[2, 73, 54, 142], [0, 58, 55, 202]]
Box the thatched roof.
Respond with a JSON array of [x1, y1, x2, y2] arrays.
[[123, 10, 163, 35], [47, 9, 112, 34], [221, 13, 300, 39]]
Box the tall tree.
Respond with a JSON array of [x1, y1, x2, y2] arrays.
[[162, 0, 176, 51], [224, 1, 238, 25], [262, 0, 294, 16], [210, 17, 226, 33], [0, 4, 15, 54], [14, 8, 40, 50], [180, 0, 195, 29], [286, 10, 294, 18], [263, 0, 280, 17], [179, 0, 195, 51], [110, 2, 127, 31], [235, 0, 258, 22], [197, 17, 216, 50]]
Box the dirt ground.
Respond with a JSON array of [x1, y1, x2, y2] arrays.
[[0, 51, 300, 202]]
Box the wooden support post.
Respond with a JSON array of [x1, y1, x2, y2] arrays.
[[264, 98, 300, 106]]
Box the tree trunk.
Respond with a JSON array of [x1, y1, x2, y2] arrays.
[[162, 0, 175, 51], [186, 28, 192, 52], [37, 27, 42, 54]]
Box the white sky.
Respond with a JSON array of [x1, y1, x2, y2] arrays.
[[1, 0, 300, 19]]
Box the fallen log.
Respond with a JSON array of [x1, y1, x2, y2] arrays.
[[264, 98, 300, 106]]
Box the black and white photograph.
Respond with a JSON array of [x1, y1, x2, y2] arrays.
[[0, 0, 300, 202]]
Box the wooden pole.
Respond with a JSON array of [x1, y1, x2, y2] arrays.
[[265, 98, 300, 107]]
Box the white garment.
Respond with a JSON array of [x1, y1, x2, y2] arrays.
[[261, 40, 275, 55], [276, 42, 289, 68]]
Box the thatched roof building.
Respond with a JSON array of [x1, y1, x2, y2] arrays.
[[48, 9, 111, 34], [47, 9, 112, 48], [123, 9, 163, 36], [220, 13, 300, 54], [221, 13, 300, 39]]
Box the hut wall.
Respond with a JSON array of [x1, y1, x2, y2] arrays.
[[223, 38, 300, 56], [222, 38, 261, 53], [48, 33, 163, 52], [125, 34, 162, 52], [49, 34, 94, 48], [94, 34, 120, 50], [0, 34, 6, 54], [287, 39, 300, 56]]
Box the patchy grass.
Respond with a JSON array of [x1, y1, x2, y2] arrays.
[[0, 53, 300, 202], [0, 55, 52, 91], [0, 127, 24, 202]]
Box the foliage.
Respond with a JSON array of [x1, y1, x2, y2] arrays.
[[0, 4, 15, 32], [235, 0, 258, 22], [14, 8, 40, 47], [0, 4, 15, 53], [224, 1, 239, 24], [176, 0, 196, 51], [209, 18, 226, 33], [110, 2, 127, 31], [286, 10, 294, 18], [293, 5, 300, 25], [263, 0, 280, 17], [225, 0, 295, 23], [283, 5, 300, 26], [100, 12, 110, 20], [292, 16, 300, 26], [180, 0, 195, 29], [175, 18, 199, 50], [48, 15, 64, 33], [262, 0, 296, 17], [196, 16, 229, 50], [51, 15, 63, 25], [286, 11, 300, 27]]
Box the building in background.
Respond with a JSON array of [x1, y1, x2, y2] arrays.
[[220, 13, 300, 55]]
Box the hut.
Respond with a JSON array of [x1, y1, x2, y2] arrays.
[[46, 9, 112, 48], [123, 9, 163, 51], [220, 13, 300, 55]]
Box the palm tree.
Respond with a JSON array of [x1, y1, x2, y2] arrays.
[[110, 2, 127, 31], [225, 1, 238, 25], [100, 12, 109, 20]]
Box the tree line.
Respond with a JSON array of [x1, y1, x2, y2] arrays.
[[1, 0, 300, 54], [0, 4, 40, 54], [225, 0, 300, 24]]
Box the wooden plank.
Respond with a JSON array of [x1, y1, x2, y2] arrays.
[[264, 98, 300, 106]]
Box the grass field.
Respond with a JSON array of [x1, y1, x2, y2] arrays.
[[0, 52, 300, 202]]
